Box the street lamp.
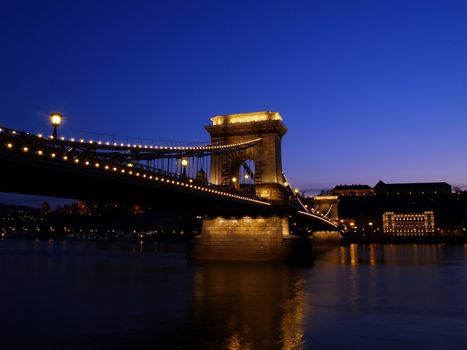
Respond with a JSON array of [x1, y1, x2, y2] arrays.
[[181, 158, 188, 178], [50, 113, 62, 139]]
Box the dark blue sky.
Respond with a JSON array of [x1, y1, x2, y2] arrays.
[[1, 0, 466, 196]]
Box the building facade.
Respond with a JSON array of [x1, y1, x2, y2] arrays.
[[383, 211, 435, 236]]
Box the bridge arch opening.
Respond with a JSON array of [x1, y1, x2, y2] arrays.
[[228, 158, 256, 192]]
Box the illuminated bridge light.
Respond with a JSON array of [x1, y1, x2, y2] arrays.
[[37, 150, 43, 155], [7, 143, 13, 149], [85, 161, 90, 166], [74, 159, 79, 163], [22, 147, 29, 152], [105, 165, 109, 170], [51, 153, 56, 158], [95, 163, 100, 168], [80, 139, 84, 143], [113, 167, 117, 171], [63, 155, 68, 160]]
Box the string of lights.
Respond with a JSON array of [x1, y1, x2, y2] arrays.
[[0, 126, 262, 154], [0, 127, 271, 206], [281, 172, 336, 225]]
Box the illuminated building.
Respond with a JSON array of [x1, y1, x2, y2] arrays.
[[383, 211, 435, 236]]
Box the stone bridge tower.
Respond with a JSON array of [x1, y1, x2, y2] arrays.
[[205, 111, 287, 201], [191, 111, 314, 263]]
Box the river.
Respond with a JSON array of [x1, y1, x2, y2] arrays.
[[0, 239, 466, 349]]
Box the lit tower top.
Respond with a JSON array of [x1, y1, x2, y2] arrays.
[[210, 111, 283, 126]]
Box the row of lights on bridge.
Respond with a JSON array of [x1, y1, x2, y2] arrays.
[[44, 113, 261, 152], [281, 174, 333, 221], [2, 142, 270, 207]]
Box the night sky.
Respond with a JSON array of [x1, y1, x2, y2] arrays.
[[1, 0, 466, 205]]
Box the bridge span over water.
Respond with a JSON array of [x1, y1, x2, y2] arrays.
[[0, 111, 341, 262]]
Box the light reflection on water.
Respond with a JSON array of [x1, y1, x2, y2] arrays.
[[0, 240, 466, 349], [317, 243, 466, 266], [189, 263, 307, 349]]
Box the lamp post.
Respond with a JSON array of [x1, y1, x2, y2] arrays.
[[181, 158, 188, 178], [231, 176, 238, 188], [50, 113, 62, 139]]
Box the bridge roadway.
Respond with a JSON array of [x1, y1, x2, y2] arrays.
[[0, 126, 337, 230]]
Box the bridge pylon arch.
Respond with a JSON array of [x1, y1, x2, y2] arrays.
[[205, 111, 287, 201]]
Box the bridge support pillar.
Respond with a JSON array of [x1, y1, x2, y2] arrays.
[[190, 216, 313, 263]]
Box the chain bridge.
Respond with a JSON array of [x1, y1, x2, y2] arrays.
[[0, 111, 341, 262]]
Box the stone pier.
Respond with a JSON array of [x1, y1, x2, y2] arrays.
[[190, 216, 313, 263]]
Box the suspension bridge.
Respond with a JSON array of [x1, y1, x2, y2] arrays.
[[0, 111, 342, 262]]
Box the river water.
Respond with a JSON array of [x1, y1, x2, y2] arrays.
[[0, 239, 466, 349]]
